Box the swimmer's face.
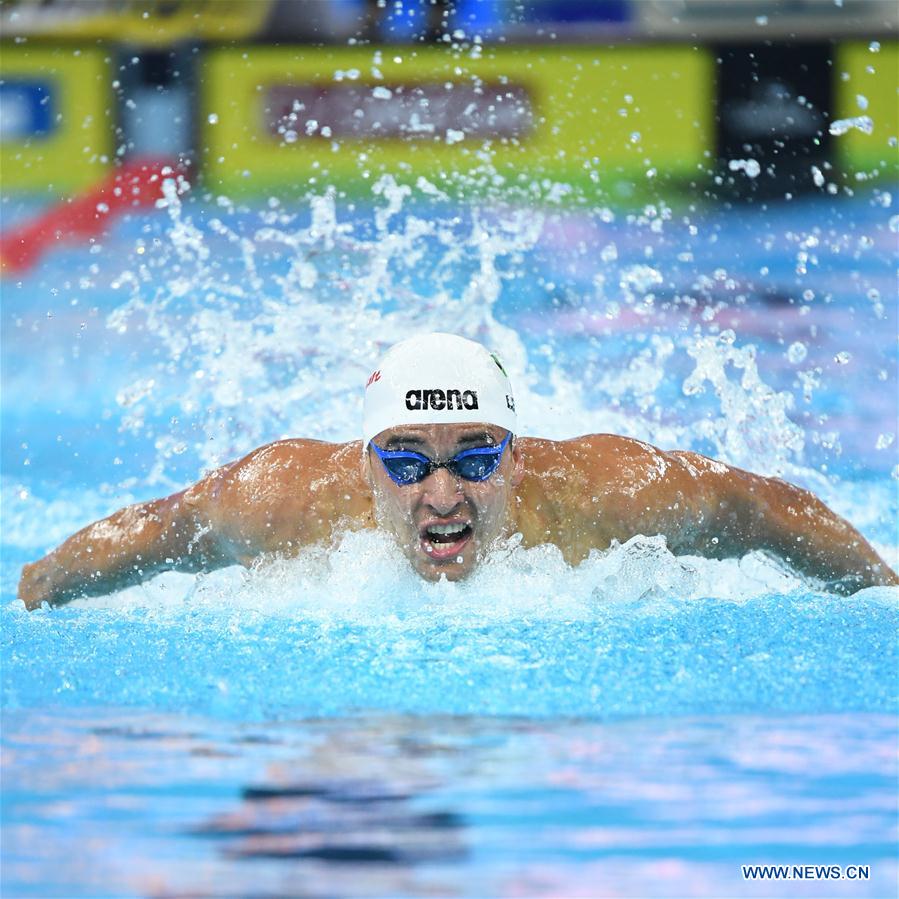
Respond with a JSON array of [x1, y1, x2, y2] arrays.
[[364, 423, 524, 581]]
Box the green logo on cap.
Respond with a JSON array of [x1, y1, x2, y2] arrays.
[[490, 353, 508, 377]]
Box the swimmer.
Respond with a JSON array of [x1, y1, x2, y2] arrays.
[[17, 333, 898, 609]]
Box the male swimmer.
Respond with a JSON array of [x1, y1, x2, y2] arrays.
[[17, 333, 898, 609]]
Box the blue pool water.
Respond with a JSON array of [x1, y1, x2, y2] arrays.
[[2, 180, 897, 896]]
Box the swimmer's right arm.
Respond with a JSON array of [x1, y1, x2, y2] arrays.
[[17, 439, 369, 610], [16, 472, 235, 611]]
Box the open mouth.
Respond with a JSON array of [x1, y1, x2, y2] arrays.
[[420, 522, 473, 561]]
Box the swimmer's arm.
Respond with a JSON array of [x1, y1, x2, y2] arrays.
[[17, 439, 367, 610], [666, 452, 899, 594], [16, 478, 234, 611]]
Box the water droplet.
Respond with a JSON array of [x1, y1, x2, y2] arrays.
[[207, 113, 219, 124], [787, 342, 808, 364], [829, 116, 873, 136], [600, 243, 618, 263], [728, 158, 760, 178], [834, 351, 851, 365]]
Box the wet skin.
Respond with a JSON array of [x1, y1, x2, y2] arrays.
[[17, 426, 899, 608]]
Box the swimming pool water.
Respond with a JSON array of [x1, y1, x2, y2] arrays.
[[3, 710, 896, 898], [2, 183, 897, 897]]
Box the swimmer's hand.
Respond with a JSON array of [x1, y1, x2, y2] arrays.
[[17, 560, 56, 611]]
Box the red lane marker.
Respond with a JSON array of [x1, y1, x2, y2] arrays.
[[0, 157, 182, 275]]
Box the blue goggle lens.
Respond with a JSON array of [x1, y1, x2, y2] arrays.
[[382, 456, 433, 484], [372, 434, 511, 485]]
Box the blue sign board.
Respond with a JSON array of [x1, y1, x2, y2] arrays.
[[0, 81, 53, 142]]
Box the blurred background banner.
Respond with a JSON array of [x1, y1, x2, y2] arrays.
[[200, 44, 712, 198], [0, 0, 896, 206]]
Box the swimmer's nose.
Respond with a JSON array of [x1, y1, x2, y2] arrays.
[[422, 466, 463, 514]]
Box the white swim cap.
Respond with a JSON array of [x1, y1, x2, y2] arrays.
[[363, 333, 517, 446]]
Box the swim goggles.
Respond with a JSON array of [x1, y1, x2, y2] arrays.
[[369, 432, 512, 485]]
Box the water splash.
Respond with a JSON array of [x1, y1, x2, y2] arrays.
[[106, 176, 836, 489], [683, 330, 804, 476], [108, 176, 547, 477]]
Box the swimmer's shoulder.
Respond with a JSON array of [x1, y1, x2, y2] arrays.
[[519, 433, 693, 518], [520, 433, 667, 482], [240, 437, 364, 472], [521, 433, 728, 525], [516, 434, 704, 555], [182, 438, 371, 554], [184, 438, 362, 499], [514, 434, 659, 556]]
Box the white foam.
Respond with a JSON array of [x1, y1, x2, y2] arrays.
[[58, 529, 861, 623]]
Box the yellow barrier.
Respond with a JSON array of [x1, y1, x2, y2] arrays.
[[0, 0, 272, 45], [0, 46, 111, 193], [201, 45, 715, 198], [834, 42, 898, 174], [6, 41, 885, 201]]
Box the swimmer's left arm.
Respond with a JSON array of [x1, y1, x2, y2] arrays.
[[665, 451, 899, 594]]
